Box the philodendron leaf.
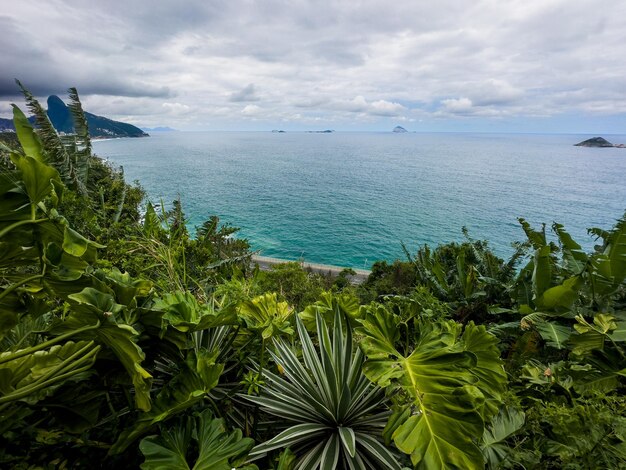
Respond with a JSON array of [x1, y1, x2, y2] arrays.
[[0, 340, 99, 405], [139, 409, 255, 470], [481, 407, 525, 468], [358, 307, 495, 469], [237, 293, 293, 340], [140, 417, 192, 470], [153, 291, 237, 334], [298, 292, 362, 331], [111, 350, 224, 455], [52, 288, 153, 411], [459, 322, 507, 418], [194, 412, 255, 469]]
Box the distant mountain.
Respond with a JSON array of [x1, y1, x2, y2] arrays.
[[392, 126, 408, 133], [0, 96, 148, 139], [0, 117, 17, 132], [141, 126, 177, 132], [47, 95, 148, 138]]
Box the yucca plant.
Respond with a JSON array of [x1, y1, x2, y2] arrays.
[[245, 310, 402, 469]]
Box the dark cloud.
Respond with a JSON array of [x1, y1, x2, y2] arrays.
[[229, 83, 259, 102], [1, 1, 625, 129]]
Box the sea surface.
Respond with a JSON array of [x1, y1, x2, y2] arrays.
[[93, 132, 626, 269]]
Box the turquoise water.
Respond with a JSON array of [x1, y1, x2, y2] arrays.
[[93, 132, 626, 269]]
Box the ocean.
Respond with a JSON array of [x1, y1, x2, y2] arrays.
[[93, 132, 626, 269]]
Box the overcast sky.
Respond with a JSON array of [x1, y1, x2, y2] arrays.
[[2, 0, 626, 132]]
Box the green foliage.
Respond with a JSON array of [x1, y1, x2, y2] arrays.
[[357, 305, 506, 469], [2, 82, 625, 470], [481, 407, 525, 468], [237, 293, 294, 340], [139, 409, 256, 470], [298, 291, 362, 331], [524, 396, 626, 469], [247, 311, 402, 469], [257, 262, 332, 310]]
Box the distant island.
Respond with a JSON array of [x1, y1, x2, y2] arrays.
[[574, 137, 625, 148], [306, 130, 334, 133], [393, 126, 408, 133], [0, 95, 148, 139], [271, 129, 286, 133]]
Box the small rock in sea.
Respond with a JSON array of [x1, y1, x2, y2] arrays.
[[574, 137, 614, 147]]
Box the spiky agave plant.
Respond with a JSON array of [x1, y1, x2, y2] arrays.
[[245, 310, 402, 469]]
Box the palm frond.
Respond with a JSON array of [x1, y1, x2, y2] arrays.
[[67, 87, 91, 186]]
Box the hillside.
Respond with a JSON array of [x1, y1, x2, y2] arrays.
[[0, 95, 148, 138], [47, 95, 148, 138]]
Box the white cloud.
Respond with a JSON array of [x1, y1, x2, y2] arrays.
[[369, 100, 406, 116], [1, 0, 625, 130], [441, 97, 473, 114], [333, 96, 406, 116], [241, 104, 261, 115]]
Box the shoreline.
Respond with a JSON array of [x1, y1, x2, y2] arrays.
[[252, 255, 371, 285]]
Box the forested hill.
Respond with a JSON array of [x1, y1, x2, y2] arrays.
[[0, 95, 148, 138]]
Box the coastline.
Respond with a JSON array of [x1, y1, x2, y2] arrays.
[[252, 255, 371, 284]]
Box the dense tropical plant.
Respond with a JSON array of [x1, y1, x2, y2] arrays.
[[246, 310, 403, 469], [357, 304, 507, 469], [1, 81, 625, 469], [139, 409, 256, 470]]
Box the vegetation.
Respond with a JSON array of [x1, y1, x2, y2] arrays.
[[0, 83, 624, 469]]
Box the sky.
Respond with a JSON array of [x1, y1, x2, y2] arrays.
[[1, 0, 626, 133]]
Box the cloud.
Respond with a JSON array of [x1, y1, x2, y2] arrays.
[[334, 96, 406, 116], [1, 0, 625, 130], [230, 83, 259, 102], [369, 100, 406, 116], [241, 104, 261, 115], [440, 97, 473, 114]]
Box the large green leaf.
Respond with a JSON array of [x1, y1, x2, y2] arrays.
[[51, 287, 152, 411], [0, 340, 99, 405], [535, 321, 573, 350], [237, 293, 293, 340], [298, 292, 362, 331], [153, 291, 237, 334], [140, 419, 191, 470], [10, 154, 60, 206], [481, 407, 525, 468], [358, 306, 501, 469], [535, 276, 582, 311], [590, 214, 626, 297], [140, 409, 255, 470], [111, 349, 223, 454], [194, 413, 255, 469], [553, 222, 587, 274], [459, 322, 507, 418], [532, 245, 552, 300], [11, 105, 44, 162]]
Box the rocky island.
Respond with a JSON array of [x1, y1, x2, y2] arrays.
[[393, 126, 408, 133], [574, 137, 625, 148]]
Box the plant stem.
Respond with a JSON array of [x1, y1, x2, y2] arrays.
[[0, 320, 100, 365], [0, 274, 44, 303], [0, 218, 49, 239]]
